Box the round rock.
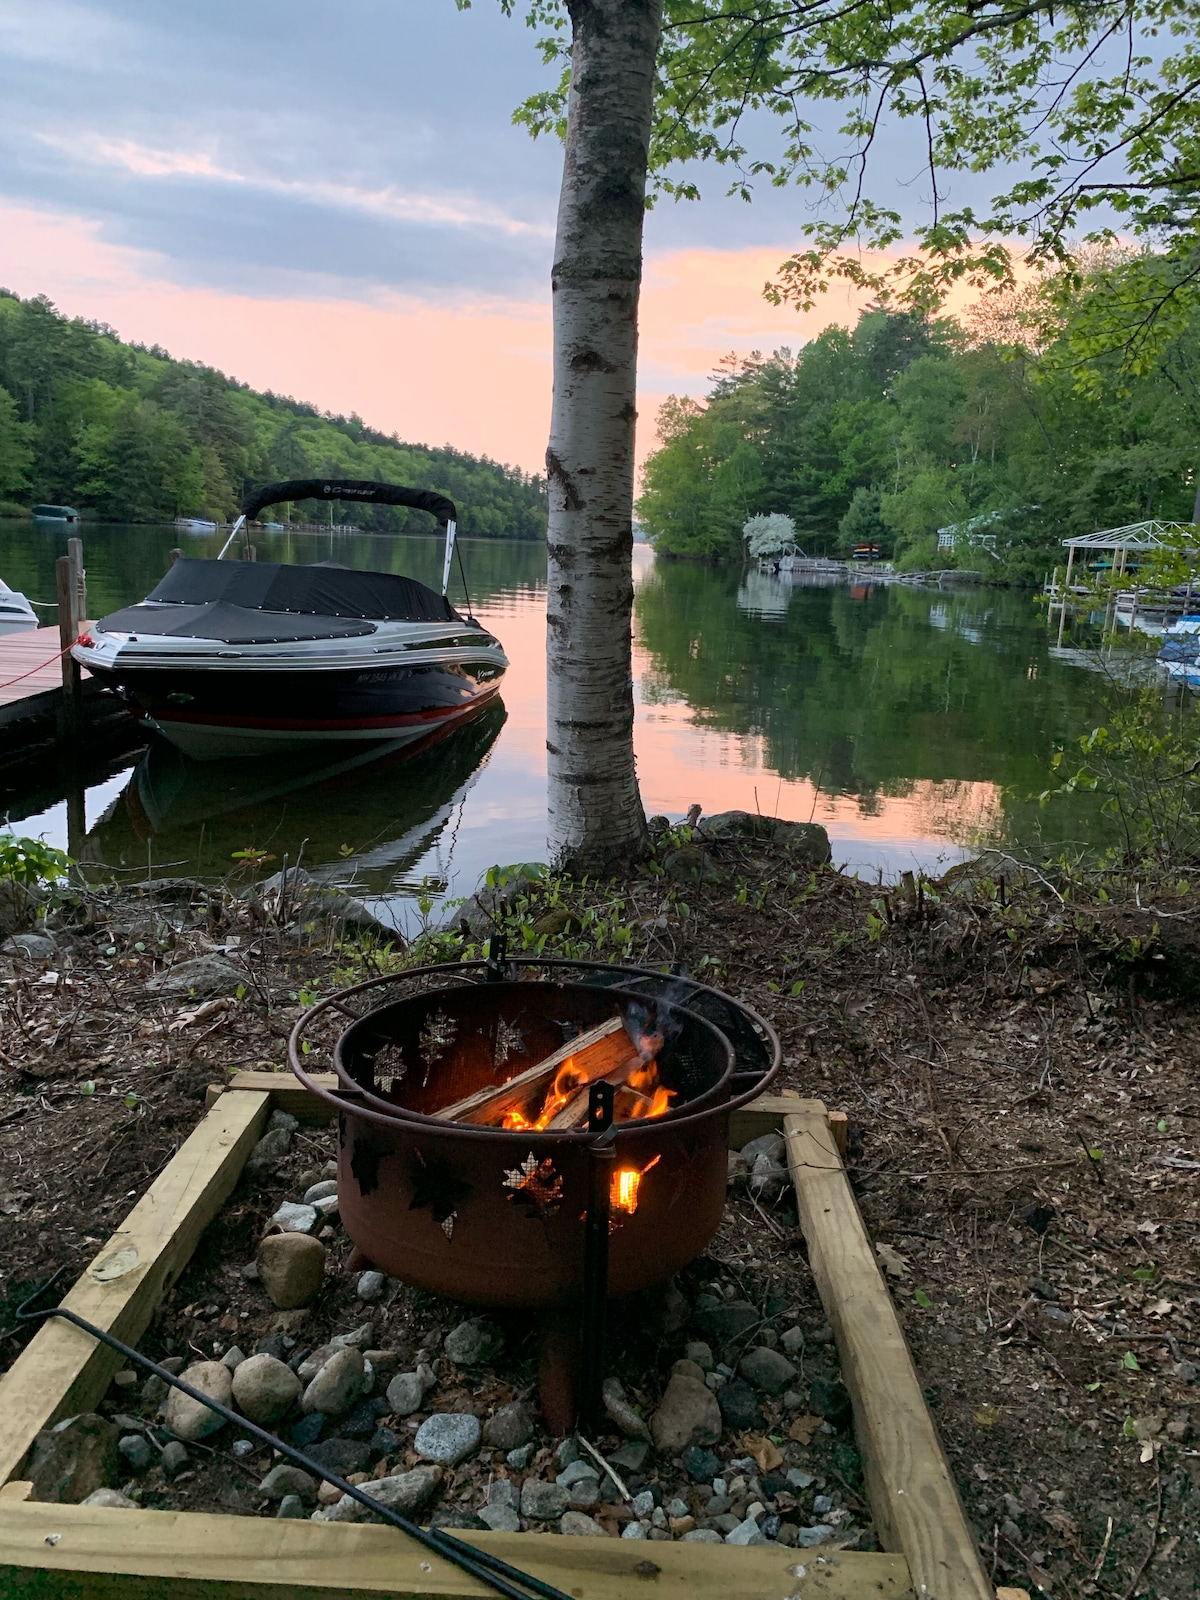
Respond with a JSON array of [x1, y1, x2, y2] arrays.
[[739, 1346, 797, 1396], [257, 1232, 327, 1309], [163, 1361, 232, 1441], [270, 1201, 317, 1235], [483, 1401, 533, 1452], [258, 1464, 317, 1504], [415, 1412, 482, 1466], [232, 1353, 303, 1425], [303, 1348, 366, 1417], [117, 1434, 153, 1473], [444, 1318, 503, 1367], [520, 1479, 569, 1521], [650, 1373, 722, 1454], [385, 1371, 426, 1417]]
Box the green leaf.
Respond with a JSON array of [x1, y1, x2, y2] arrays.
[[914, 1288, 933, 1309], [1157, 1119, 1167, 1133], [124, 1092, 138, 1108], [1086, 1381, 1101, 1391], [79, 1080, 95, 1096], [1122, 1351, 1140, 1370]]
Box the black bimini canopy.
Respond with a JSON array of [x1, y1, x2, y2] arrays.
[[144, 559, 458, 624], [241, 478, 457, 526]]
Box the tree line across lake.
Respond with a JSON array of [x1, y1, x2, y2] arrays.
[[637, 259, 1200, 583], [0, 291, 547, 538]]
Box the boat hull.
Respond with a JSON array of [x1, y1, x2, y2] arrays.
[[86, 660, 504, 759]]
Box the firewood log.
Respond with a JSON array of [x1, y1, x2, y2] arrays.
[[432, 1015, 638, 1124]]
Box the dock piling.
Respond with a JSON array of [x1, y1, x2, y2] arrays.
[[55, 554, 81, 748]]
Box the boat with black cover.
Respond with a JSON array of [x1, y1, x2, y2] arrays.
[[73, 479, 507, 759]]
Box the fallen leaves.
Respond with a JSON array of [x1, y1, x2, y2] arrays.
[[875, 1241, 909, 1278], [787, 1414, 823, 1445], [745, 1433, 784, 1474]]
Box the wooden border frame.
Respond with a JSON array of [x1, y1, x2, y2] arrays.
[[0, 1073, 1002, 1600]]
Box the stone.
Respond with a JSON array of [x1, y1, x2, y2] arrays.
[[786, 1467, 815, 1490], [671, 1358, 707, 1383], [602, 1377, 650, 1442], [808, 1376, 852, 1428], [684, 1342, 715, 1371], [303, 1179, 338, 1205], [356, 1271, 384, 1302], [479, 1503, 521, 1533], [665, 1497, 689, 1518], [370, 1427, 400, 1457], [683, 1528, 724, 1543], [385, 1372, 426, 1418], [506, 1444, 534, 1470], [232, 1440, 255, 1459], [80, 1488, 137, 1509], [290, 1413, 325, 1449], [164, 1362, 232, 1441], [27, 1415, 119, 1504], [561, 1511, 608, 1536], [716, 1379, 763, 1432], [160, 1441, 188, 1478], [340, 1398, 388, 1439], [316, 1467, 441, 1523], [739, 1347, 797, 1396], [520, 1479, 570, 1521], [140, 1374, 168, 1408], [697, 1300, 759, 1345], [430, 1509, 488, 1532], [740, 1132, 786, 1165], [306, 1437, 370, 1477], [608, 1441, 650, 1473], [726, 1516, 768, 1545], [256, 1333, 289, 1360], [795, 1524, 835, 1547], [221, 1346, 248, 1372], [812, 1494, 834, 1515], [567, 1477, 601, 1509], [311, 1195, 339, 1219], [117, 1434, 153, 1473], [780, 1326, 805, 1356], [631, 1490, 655, 1519], [484, 1401, 534, 1451], [232, 1354, 303, 1425], [258, 1464, 318, 1504], [257, 1233, 327, 1310], [681, 1446, 722, 1482], [303, 1348, 365, 1417], [146, 954, 244, 998], [270, 1201, 317, 1234], [553, 1437, 579, 1470], [651, 1373, 722, 1454], [698, 811, 831, 865], [277, 1494, 307, 1519], [415, 1413, 481, 1466], [488, 1479, 520, 1512], [244, 1128, 292, 1175], [556, 1459, 596, 1489], [663, 843, 721, 883], [748, 1155, 790, 1200], [444, 1318, 504, 1367], [1, 931, 56, 961]]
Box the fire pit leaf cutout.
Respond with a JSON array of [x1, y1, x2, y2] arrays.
[[408, 1149, 472, 1232], [371, 1042, 407, 1095], [418, 1010, 458, 1080], [503, 1152, 564, 1217], [493, 1017, 526, 1067]]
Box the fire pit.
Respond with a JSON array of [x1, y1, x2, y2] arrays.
[[289, 957, 779, 1428]]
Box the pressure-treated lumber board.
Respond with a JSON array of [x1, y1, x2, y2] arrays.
[[0, 1090, 269, 1489], [784, 1100, 992, 1600], [0, 1499, 914, 1599]]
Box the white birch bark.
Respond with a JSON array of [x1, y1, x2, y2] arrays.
[[545, 0, 662, 872]]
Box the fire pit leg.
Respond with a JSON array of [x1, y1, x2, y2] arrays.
[[579, 1084, 615, 1437], [537, 1306, 580, 1437]]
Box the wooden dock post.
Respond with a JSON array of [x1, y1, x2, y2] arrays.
[[67, 535, 86, 626], [55, 555, 81, 749]]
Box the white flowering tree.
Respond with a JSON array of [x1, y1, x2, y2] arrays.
[[743, 513, 797, 559]]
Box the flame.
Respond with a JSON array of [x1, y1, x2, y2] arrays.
[[611, 1154, 660, 1214], [487, 1024, 675, 1130]]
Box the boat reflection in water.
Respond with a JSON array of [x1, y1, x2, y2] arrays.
[[81, 698, 506, 905]]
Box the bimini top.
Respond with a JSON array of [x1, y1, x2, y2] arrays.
[[240, 477, 458, 527], [93, 559, 460, 645]]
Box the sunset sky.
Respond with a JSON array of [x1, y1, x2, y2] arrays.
[[0, 0, 988, 473]]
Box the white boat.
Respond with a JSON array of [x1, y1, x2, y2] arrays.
[[74, 478, 507, 759], [0, 579, 39, 634], [1157, 615, 1200, 687], [174, 518, 219, 534]]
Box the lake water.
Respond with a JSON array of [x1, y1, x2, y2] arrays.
[[0, 522, 1112, 930]]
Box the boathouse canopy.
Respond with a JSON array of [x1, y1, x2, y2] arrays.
[[1061, 520, 1196, 553]]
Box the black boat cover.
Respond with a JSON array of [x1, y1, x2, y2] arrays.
[[143, 559, 459, 623], [96, 602, 378, 645], [240, 478, 457, 525]]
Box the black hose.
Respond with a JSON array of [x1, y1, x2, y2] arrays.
[[16, 1271, 574, 1600]]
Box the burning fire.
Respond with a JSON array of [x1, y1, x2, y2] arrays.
[[611, 1154, 660, 1214], [499, 1027, 673, 1132]]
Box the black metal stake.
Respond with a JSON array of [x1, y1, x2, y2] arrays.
[[15, 1272, 573, 1600], [579, 1081, 615, 1438]]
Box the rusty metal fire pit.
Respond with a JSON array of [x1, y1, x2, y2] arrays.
[[289, 957, 779, 1429]]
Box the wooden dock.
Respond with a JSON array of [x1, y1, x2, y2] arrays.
[[0, 624, 89, 728]]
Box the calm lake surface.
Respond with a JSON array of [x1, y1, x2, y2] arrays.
[[0, 522, 1112, 930]]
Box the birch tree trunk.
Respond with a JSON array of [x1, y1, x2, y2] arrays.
[[545, 0, 662, 872]]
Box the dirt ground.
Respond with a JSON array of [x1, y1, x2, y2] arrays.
[[1, 834, 1197, 1597]]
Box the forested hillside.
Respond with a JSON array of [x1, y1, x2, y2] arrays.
[[637, 264, 1200, 581], [0, 292, 546, 536]]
